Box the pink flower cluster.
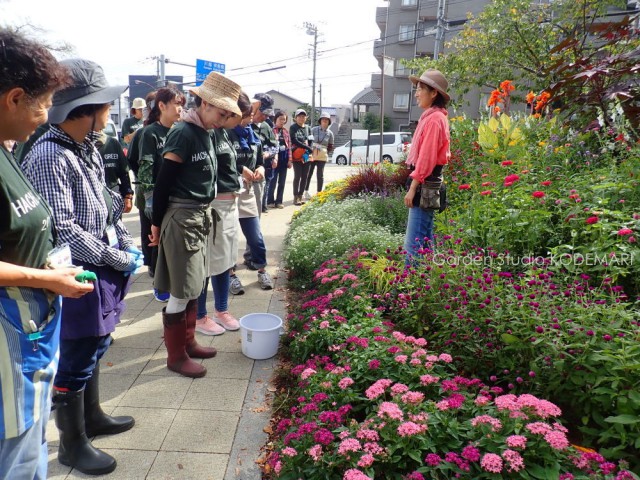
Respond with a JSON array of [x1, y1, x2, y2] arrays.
[[471, 415, 503, 431], [397, 421, 427, 437], [377, 401, 404, 420], [365, 379, 393, 400], [343, 468, 372, 480]]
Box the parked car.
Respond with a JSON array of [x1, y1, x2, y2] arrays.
[[332, 132, 412, 165], [104, 119, 118, 139]]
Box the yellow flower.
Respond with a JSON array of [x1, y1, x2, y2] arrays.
[[538, 141, 546, 147]]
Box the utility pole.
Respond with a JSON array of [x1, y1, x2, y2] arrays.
[[434, 0, 447, 60], [159, 54, 166, 86], [304, 22, 319, 126], [379, 0, 391, 163], [318, 84, 322, 112]]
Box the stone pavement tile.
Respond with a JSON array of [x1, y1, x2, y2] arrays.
[[201, 352, 254, 380], [123, 290, 156, 311], [92, 406, 176, 450], [161, 409, 239, 454], [99, 346, 156, 376], [119, 376, 192, 409], [111, 326, 164, 350], [207, 331, 243, 353], [181, 377, 249, 412], [119, 308, 144, 324], [98, 372, 139, 407], [65, 448, 157, 480], [128, 311, 164, 331], [228, 298, 272, 313], [147, 451, 228, 480]]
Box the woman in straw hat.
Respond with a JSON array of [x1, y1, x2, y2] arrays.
[[404, 69, 451, 261], [148, 71, 241, 379], [0, 27, 94, 480]]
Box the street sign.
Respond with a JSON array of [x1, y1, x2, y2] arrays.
[[195, 59, 226, 86]]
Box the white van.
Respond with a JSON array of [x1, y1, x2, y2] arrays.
[[332, 132, 412, 165]]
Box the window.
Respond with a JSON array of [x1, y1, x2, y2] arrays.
[[401, 0, 417, 5], [393, 93, 410, 111], [398, 24, 415, 43], [395, 61, 412, 77]]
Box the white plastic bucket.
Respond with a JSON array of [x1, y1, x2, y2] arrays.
[[239, 313, 283, 360]]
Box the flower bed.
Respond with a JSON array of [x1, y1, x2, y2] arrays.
[[267, 254, 637, 479]]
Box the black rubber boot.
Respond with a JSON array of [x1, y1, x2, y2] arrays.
[[54, 388, 117, 475], [84, 363, 135, 437]]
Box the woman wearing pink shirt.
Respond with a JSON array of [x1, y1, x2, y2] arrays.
[[404, 69, 451, 260]]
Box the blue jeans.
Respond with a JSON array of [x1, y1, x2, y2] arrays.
[[55, 335, 112, 391], [197, 272, 231, 317], [0, 408, 49, 480], [239, 216, 267, 269], [404, 206, 435, 263]]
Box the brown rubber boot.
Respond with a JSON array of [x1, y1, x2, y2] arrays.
[[162, 308, 207, 378], [185, 299, 217, 359]]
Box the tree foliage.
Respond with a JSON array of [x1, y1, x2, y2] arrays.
[[406, 0, 639, 131], [406, 0, 633, 96], [362, 112, 392, 132]]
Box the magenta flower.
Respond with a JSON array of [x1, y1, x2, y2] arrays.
[[617, 228, 633, 235]]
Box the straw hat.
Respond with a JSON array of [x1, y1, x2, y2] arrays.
[[409, 69, 450, 102], [189, 72, 242, 116], [48, 59, 127, 124]]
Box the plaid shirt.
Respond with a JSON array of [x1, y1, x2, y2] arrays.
[[22, 125, 133, 270]]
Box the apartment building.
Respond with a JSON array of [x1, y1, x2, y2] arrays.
[[372, 0, 490, 131], [372, 0, 639, 131]]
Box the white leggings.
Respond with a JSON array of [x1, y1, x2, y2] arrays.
[[166, 295, 189, 314]]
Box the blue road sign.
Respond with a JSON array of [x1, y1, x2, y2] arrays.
[[195, 59, 226, 86]]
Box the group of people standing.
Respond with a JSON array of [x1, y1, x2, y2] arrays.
[[0, 23, 450, 480], [0, 26, 335, 479]]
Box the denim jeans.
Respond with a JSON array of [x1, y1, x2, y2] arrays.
[[239, 216, 267, 268], [404, 206, 435, 263], [0, 407, 49, 480], [197, 271, 231, 317], [55, 334, 112, 391]]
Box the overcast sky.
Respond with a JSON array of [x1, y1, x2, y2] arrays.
[[2, 0, 385, 107]]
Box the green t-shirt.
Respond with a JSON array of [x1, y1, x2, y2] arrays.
[[211, 129, 240, 194], [121, 117, 143, 145], [0, 146, 55, 268], [162, 122, 217, 203], [138, 122, 171, 193]]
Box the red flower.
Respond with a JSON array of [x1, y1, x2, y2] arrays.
[[532, 191, 545, 198], [481, 182, 491, 187], [459, 184, 471, 190], [586, 216, 599, 225], [617, 228, 633, 235], [501, 160, 514, 166], [504, 174, 520, 182], [540, 181, 552, 186], [504, 182, 514, 187], [480, 190, 492, 196]]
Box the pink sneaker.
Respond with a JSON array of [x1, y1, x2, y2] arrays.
[[214, 311, 240, 331], [195, 316, 226, 336]]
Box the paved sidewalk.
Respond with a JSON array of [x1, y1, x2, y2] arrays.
[[45, 164, 357, 479]]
